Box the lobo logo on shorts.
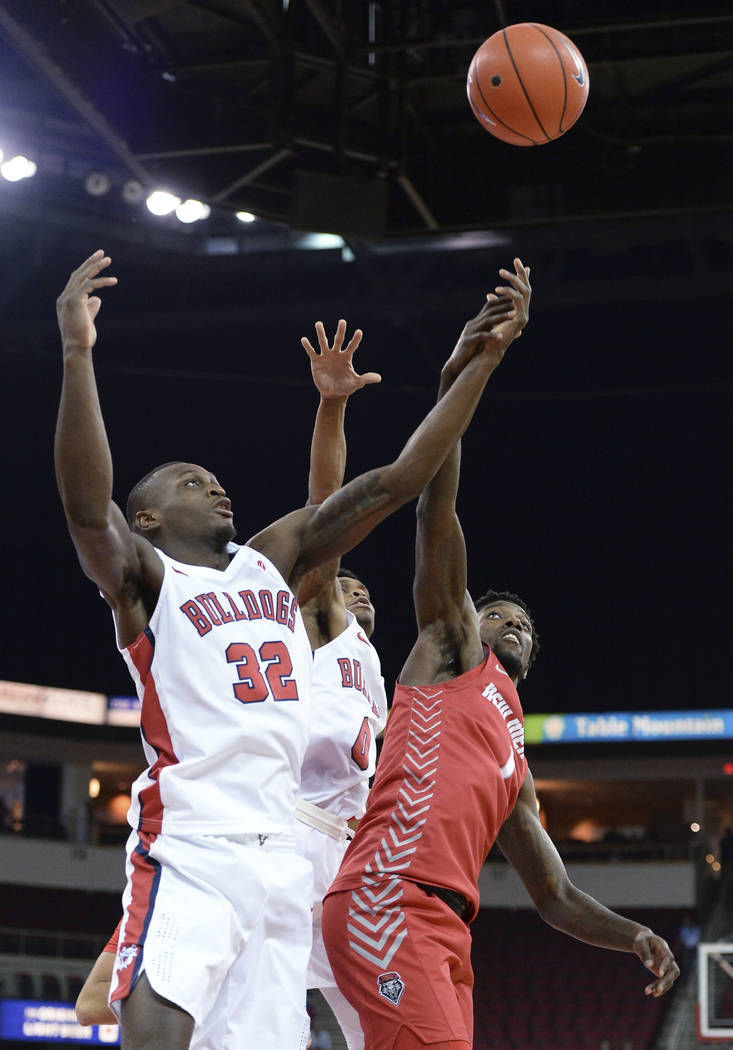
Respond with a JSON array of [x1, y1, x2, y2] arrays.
[[118, 944, 140, 970], [377, 971, 405, 1005]]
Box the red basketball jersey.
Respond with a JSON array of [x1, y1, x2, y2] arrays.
[[329, 647, 528, 921]]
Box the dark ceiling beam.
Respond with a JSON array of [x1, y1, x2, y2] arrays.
[[141, 56, 269, 76], [210, 146, 292, 203], [0, 3, 152, 185], [135, 141, 273, 160], [636, 54, 733, 102], [304, 0, 343, 56], [397, 175, 439, 231], [353, 12, 733, 56], [186, 0, 277, 42], [292, 135, 391, 166]]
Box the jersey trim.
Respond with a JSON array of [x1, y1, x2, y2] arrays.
[[126, 627, 179, 833], [110, 832, 161, 1004]]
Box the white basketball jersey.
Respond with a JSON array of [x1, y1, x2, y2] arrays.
[[299, 611, 387, 820], [122, 543, 312, 836]]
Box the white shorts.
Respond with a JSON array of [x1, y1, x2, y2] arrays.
[[296, 820, 349, 987], [295, 822, 365, 1050], [111, 827, 313, 1050]]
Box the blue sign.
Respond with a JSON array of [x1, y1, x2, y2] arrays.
[[106, 695, 141, 727], [0, 1000, 119, 1044], [525, 709, 733, 744]]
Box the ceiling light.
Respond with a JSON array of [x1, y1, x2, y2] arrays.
[[1, 156, 37, 181], [298, 233, 345, 250], [145, 189, 181, 216], [84, 171, 112, 197], [122, 179, 145, 204], [175, 199, 211, 223], [235, 210, 256, 223]]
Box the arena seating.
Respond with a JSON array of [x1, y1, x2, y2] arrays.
[[471, 908, 682, 1050]]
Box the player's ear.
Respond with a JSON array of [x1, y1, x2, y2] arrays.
[[135, 509, 160, 534]]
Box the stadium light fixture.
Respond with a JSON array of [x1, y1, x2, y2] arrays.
[[235, 210, 256, 223], [122, 179, 145, 204], [176, 198, 211, 223], [84, 171, 112, 196], [1, 155, 37, 181], [146, 189, 181, 215]]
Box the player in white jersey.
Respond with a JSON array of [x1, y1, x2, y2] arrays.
[[54, 251, 522, 1050], [295, 321, 388, 1049]]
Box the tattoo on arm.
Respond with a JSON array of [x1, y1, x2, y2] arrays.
[[316, 469, 392, 541]]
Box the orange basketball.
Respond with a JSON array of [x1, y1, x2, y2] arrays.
[[467, 23, 589, 146]]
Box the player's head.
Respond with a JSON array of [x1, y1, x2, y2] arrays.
[[337, 568, 375, 636], [126, 462, 236, 549], [474, 589, 539, 682]]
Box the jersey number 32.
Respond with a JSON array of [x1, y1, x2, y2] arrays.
[[226, 640, 299, 703]]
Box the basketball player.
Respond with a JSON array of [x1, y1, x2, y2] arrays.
[[74, 323, 385, 1049], [54, 250, 521, 1050], [296, 320, 388, 1050], [322, 261, 680, 1050]]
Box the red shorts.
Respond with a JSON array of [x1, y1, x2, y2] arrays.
[[322, 879, 473, 1050]]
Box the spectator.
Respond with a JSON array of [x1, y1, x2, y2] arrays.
[[678, 913, 702, 979], [309, 1015, 332, 1050]]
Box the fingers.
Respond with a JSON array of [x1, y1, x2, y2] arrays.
[[72, 251, 116, 284], [357, 370, 381, 387], [315, 320, 331, 354], [331, 319, 347, 353], [643, 962, 680, 998], [302, 320, 362, 357], [637, 934, 680, 997], [343, 329, 363, 357], [301, 336, 318, 360]]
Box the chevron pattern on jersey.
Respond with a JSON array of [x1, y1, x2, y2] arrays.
[[347, 688, 444, 969]]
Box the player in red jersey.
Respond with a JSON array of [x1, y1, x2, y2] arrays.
[[322, 261, 679, 1050]]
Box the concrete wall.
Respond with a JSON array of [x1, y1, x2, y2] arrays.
[[479, 859, 695, 909]]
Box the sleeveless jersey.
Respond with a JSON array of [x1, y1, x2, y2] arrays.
[[122, 543, 312, 836], [329, 646, 527, 921], [300, 611, 388, 819]]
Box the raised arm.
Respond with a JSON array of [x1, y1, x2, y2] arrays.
[[402, 260, 531, 684], [498, 773, 679, 997], [54, 251, 162, 643], [250, 275, 526, 591], [297, 320, 380, 642]]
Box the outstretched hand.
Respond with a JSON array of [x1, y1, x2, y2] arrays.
[[302, 320, 381, 400], [444, 258, 531, 379], [56, 250, 117, 351], [633, 929, 680, 997]]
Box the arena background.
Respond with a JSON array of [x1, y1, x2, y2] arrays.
[[0, 2, 732, 1049]]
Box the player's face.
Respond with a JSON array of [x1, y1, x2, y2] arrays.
[[155, 463, 236, 545], [478, 601, 533, 681], [339, 576, 375, 636]]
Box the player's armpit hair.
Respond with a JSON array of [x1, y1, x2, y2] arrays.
[[474, 588, 540, 668]]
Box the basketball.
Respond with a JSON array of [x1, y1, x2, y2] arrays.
[[467, 23, 589, 146]]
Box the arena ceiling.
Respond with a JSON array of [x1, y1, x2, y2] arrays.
[[0, 1, 731, 713], [0, 0, 731, 241]]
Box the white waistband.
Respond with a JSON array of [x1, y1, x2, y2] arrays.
[[295, 798, 353, 842]]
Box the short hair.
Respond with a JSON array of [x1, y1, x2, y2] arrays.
[[126, 462, 180, 528], [337, 567, 369, 589], [474, 588, 540, 669]]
